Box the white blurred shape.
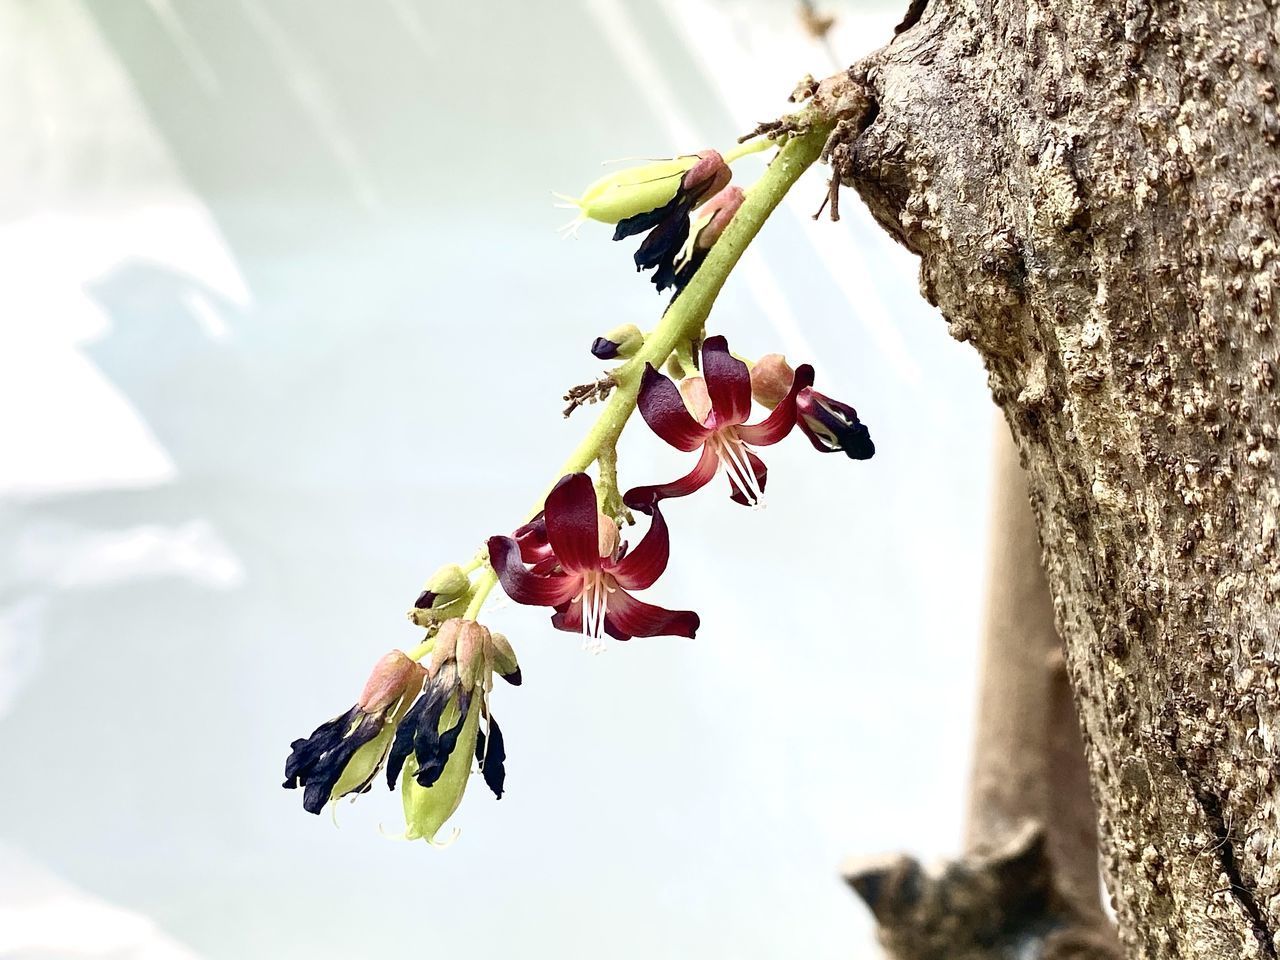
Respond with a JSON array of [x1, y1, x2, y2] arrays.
[[0, 598, 46, 719], [15, 520, 246, 591], [0, 844, 202, 960]]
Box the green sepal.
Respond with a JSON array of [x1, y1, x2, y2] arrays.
[[567, 156, 697, 225], [401, 695, 481, 842], [329, 723, 393, 801]]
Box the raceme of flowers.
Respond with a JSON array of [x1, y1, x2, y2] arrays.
[[282, 139, 875, 843]]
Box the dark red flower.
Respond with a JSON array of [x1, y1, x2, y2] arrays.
[[624, 336, 815, 511], [487, 473, 699, 643]]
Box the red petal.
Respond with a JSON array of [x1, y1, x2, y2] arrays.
[[608, 506, 671, 590], [622, 444, 719, 514], [487, 536, 580, 607], [736, 363, 815, 447], [727, 449, 768, 506], [637, 364, 710, 452], [604, 589, 700, 640], [543, 473, 602, 574], [550, 600, 583, 634], [701, 336, 752, 427]]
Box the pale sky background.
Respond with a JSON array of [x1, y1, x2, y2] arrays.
[[0, 1, 995, 958]]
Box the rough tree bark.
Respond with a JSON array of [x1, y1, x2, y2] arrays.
[[828, 2, 1280, 957]]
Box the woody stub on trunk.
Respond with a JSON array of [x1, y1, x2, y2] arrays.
[[807, 0, 1280, 957]]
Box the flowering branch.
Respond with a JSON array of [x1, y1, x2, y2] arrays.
[[282, 69, 882, 843]]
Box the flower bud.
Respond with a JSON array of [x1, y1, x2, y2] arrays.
[[357, 650, 426, 714], [688, 185, 744, 253], [454, 620, 490, 691], [750, 354, 796, 409], [558, 155, 704, 227], [428, 618, 462, 677], [678, 375, 713, 424], [489, 631, 521, 686], [414, 563, 470, 610], [591, 323, 644, 360]]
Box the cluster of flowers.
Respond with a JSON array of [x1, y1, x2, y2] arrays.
[[490, 335, 873, 647], [282, 147, 874, 843]]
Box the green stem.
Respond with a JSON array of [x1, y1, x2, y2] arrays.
[[548, 125, 830, 500], [468, 124, 830, 623], [464, 571, 498, 620], [722, 136, 777, 164]]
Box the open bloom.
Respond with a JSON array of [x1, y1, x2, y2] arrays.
[[624, 336, 815, 511], [487, 473, 699, 644], [283, 650, 426, 814], [386, 618, 521, 843]]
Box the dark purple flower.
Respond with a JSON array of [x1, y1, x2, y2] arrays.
[[283, 651, 426, 815], [658, 185, 745, 296], [796, 388, 875, 459], [487, 473, 699, 643], [614, 150, 731, 294], [624, 336, 815, 511]]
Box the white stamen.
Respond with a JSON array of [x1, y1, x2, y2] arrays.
[[712, 433, 765, 508], [580, 571, 609, 654]]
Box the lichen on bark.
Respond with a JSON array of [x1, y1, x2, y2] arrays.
[[828, 1, 1280, 957]]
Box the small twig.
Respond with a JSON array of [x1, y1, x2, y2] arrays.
[[812, 175, 841, 221], [562, 374, 617, 418]]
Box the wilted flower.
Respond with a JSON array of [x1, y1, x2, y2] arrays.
[[750, 355, 875, 459], [487, 473, 699, 645], [283, 650, 426, 815], [625, 152, 731, 293], [657, 185, 745, 295], [796, 389, 875, 459], [386, 619, 521, 843], [624, 336, 815, 510]]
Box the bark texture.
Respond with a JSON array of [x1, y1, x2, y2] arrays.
[[837, 2, 1280, 957]]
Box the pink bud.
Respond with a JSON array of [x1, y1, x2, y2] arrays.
[[692, 186, 745, 252], [684, 150, 732, 206], [750, 354, 796, 409], [358, 650, 426, 714], [455, 620, 491, 691]]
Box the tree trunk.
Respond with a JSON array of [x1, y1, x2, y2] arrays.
[[834, 2, 1280, 957]]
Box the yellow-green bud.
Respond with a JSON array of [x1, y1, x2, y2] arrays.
[[558, 155, 701, 227], [414, 563, 471, 611], [489, 631, 521, 685], [590, 323, 644, 361]]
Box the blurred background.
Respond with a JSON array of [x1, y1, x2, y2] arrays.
[[0, 1, 994, 957]]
